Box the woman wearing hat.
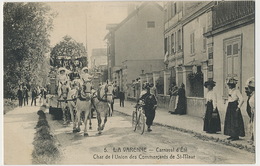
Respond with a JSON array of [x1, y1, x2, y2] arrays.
[[171, 83, 186, 115], [224, 78, 245, 141], [57, 67, 69, 96], [168, 82, 178, 114], [203, 80, 221, 133], [246, 77, 255, 144], [80, 67, 93, 83]]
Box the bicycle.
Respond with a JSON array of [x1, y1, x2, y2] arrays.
[[132, 100, 146, 134]]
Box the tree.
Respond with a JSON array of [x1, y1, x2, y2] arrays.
[[50, 36, 88, 69], [4, 2, 55, 98]]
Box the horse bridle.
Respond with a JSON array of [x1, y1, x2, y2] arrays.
[[105, 84, 114, 96], [60, 82, 69, 99]]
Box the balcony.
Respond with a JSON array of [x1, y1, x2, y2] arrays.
[[212, 1, 255, 30]]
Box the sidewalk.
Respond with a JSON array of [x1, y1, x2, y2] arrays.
[[4, 105, 40, 165], [114, 100, 255, 153]]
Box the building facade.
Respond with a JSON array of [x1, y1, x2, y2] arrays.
[[164, 1, 215, 116], [205, 1, 255, 124], [105, 2, 164, 97], [163, 1, 255, 130], [105, 24, 118, 81]]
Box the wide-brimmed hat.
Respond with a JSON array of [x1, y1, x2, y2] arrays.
[[144, 83, 151, 89], [82, 67, 89, 72], [227, 77, 238, 85], [204, 80, 216, 88], [246, 77, 255, 88], [58, 67, 67, 73]]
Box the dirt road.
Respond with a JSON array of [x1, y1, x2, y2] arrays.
[[50, 112, 255, 165]]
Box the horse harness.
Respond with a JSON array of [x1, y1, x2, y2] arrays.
[[78, 91, 91, 101]]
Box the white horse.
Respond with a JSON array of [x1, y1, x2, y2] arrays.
[[66, 82, 78, 131], [73, 81, 93, 136], [91, 84, 110, 135], [58, 81, 70, 125], [106, 84, 114, 116]]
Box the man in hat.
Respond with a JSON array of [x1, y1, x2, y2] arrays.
[[138, 84, 157, 132], [139, 82, 149, 99], [149, 83, 157, 98], [23, 86, 29, 106], [17, 86, 23, 107]]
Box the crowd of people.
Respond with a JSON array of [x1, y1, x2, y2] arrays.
[[17, 85, 47, 107], [138, 76, 255, 144]]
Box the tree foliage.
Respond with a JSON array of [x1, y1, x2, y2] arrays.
[[4, 2, 55, 98], [50, 36, 87, 68]]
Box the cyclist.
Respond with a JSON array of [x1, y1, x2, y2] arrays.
[[138, 83, 157, 132]]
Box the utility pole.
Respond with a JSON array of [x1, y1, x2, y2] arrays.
[[85, 14, 88, 68]]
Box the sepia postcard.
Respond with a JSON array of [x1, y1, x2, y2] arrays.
[[2, 0, 257, 165]]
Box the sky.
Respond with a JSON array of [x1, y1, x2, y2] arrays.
[[47, 2, 131, 66]]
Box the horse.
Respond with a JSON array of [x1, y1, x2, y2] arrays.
[[66, 82, 78, 131], [106, 83, 114, 116], [91, 84, 110, 135], [73, 81, 93, 136], [58, 81, 70, 125]]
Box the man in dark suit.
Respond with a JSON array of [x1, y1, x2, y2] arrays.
[[23, 86, 29, 106], [119, 90, 125, 107], [139, 84, 157, 132], [31, 88, 37, 106], [17, 86, 23, 107]]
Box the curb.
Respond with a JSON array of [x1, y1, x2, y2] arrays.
[[115, 110, 255, 153]]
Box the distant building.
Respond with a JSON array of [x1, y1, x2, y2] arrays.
[[90, 48, 107, 84], [105, 24, 118, 81], [105, 2, 164, 96], [90, 48, 107, 68]]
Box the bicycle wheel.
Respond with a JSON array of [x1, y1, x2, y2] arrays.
[[137, 112, 145, 135], [132, 110, 137, 131]]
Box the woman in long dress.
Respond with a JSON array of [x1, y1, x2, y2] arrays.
[[246, 77, 255, 144], [203, 80, 221, 133], [172, 83, 186, 115], [224, 78, 245, 141], [168, 83, 178, 114]]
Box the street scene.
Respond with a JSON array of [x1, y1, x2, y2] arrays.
[[3, 1, 255, 165]]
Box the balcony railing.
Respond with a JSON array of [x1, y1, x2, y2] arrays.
[[212, 1, 255, 30]]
